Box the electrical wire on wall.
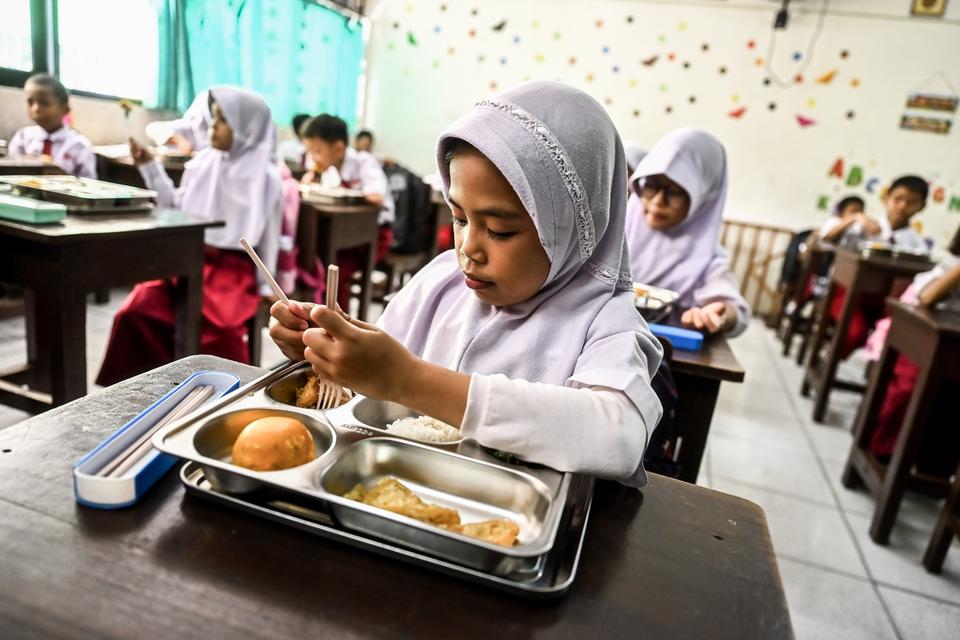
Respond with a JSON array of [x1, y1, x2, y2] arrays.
[[764, 0, 831, 89]]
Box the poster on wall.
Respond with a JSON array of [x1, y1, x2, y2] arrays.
[[911, 0, 949, 17], [900, 114, 952, 134], [905, 93, 959, 112]]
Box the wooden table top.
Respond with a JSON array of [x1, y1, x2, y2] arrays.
[[300, 198, 381, 215], [888, 299, 960, 337], [0, 355, 790, 639], [669, 332, 746, 383], [834, 246, 934, 275], [0, 208, 221, 244]]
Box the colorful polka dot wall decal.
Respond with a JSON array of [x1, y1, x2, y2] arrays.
[[678, 22, 687, 31], [688, 96, 697, 104], [768, 102, 777, 111], [407, 32, 418, 46], [747, 39, 756, 49], [440, 3, 447, 11], [513, 35, 521, 44], [471, 8, 478, 16], [499, 56, 507, 65], [553, 32, 562, 41], [667, 53, 676, 61], [629, 78, 638, 88], [447, 47, 455, 55], [604, 97, 613, 105], [846, 110, 855, 119], [682, 61, 691, 69], [754, 57, 764, 66], [468, 29, 476, 37], [659, 84, 668, 92], [530, 20, 539, 28], [851, 78, 861, 87], [586, 73, 595, 82], [763, 77, 771, 86], [794, 74, 804, 84], [387, 42, 395, 50], [658, 34, 666, 44], [627, 15, 634, 24], [665, 105, 673, 114], [701, 43, 710, 52], [731, 94, 741, 103], [602, 46, 610, 54], [595, 19, 604, 28], [433, 25, 441, 34], [807, 98, 816, 108], [719, 66, 727, 75], [534, 53, 546, 63], [489, 81, 497, 90], [792, 51, 802, 61], [612, 65, 620, 73], [633, 109, 640, 117], [406, 3, 414, 13], [432, 60, 440, 69], [569, 56, 577, 65], [840, 49, 849, 59], [477, 54, 485, 62], [392, 22, 400, 29]]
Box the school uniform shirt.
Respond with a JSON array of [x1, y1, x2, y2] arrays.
[[914, 255, 960, 313], [278, 138, 306, 167], [320, 147, 395, 225], [825, 215, 930, 253], [8, 124, 97, 178]]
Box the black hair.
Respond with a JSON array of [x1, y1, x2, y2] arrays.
[[834, 195, 865, 216], [291, 113, 311, 136], [25, 73, 69, 106], [302, 114, 348, 144], [889, 175, 929, 201], [356, 129, 373, 141], [949, 224, 960, 257]]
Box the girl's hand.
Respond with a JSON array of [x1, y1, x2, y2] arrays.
[[681, 301, 728, 334], [128, 137, 154, 165], [268, 299, 315, 361], [302, 305, 420, 401], [857, 214, 882, 236], [300, 171, 317, 184]]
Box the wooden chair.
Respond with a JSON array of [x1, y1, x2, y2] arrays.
[[923, 459, 960, 573]]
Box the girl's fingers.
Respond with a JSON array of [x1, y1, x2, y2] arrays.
[[271, 300, 308, 330], [705, 310, 722, 333]]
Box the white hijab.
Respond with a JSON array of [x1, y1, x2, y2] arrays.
[[179, 86, 281, 251], [625, 128, 728, 309], [378, 81, 662, 415]]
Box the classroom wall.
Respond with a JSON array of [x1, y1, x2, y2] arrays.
[[0, 85, 176, 147], [363, 0, 960, 248]]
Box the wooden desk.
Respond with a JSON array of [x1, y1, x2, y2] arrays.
[[0, 355, 792, 640], [802, 248, 932, 422], [0, 157, 65, 175], [95, 153, 186, 188], [0, 209, 221, 412], [842, 301, 960, 544], [296, 198, 380, 319], [668, 333, 746, 484]]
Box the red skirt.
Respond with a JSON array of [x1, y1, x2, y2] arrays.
[[96, 246, 259, 386], [828, 285, 886, 360]]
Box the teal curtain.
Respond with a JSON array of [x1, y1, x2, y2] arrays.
[[153, 0, 364, 129]]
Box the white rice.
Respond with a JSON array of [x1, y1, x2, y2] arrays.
[[385, 416, 461, 443]]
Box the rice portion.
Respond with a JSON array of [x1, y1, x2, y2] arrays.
[[385, 416, 461, 443]]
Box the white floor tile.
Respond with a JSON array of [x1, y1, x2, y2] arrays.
[[779, 557, 897, 640], [879, 586, 960, 640]]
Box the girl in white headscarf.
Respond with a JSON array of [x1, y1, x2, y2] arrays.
[[98, 86, 282, 385], [270, 81, 663, 486], [625, 128, 750, 337]]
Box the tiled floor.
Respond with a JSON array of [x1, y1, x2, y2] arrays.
[[1, 294, 958, 638], [702, 319, 960, 640]]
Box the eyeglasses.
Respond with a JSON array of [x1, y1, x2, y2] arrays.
[[640, 181, 689, 208]]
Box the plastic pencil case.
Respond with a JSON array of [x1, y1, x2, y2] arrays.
[[649, 323, 704, 352], [73, 371, 240, 509]]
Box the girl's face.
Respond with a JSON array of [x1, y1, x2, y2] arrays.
[[209, 101, 234, 151], [448, 147, 550, 307], [640, 174, 691, 231]]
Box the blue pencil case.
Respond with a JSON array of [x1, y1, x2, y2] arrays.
[[649, 323, 704, 352], [73, 370, 240, 509]]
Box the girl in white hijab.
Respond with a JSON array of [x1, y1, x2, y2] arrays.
[[625, 128, 750, 337], [98, 86, 282, 385], [270, 81, 663, 486]]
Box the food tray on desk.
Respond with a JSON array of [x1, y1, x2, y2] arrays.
[[0, 175, 157, 213], [154, 360, 578, 575]]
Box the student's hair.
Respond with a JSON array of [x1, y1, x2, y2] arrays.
[[889, 175, 929, 201], [834, 195, 864, 216], [25, 73, 69, 106], [302, 114, 348, 144], [442, 138, 477, 166], [356, 129, 373, 142], [291, 113, 311, 136], [949, 225, 960, 257]]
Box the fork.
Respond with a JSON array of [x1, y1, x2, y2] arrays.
[[316, 264, 345, 410]]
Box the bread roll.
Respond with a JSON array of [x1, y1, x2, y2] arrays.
[[231, 416, 315, 471]]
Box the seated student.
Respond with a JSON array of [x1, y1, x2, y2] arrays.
[[624, 128, 750, 337], [97, 87, 282, 385], [826, 176, 930, 360], [278, 113, 311, 168], [817, 195, 867, 244], [867, 225, 960, 473], [300, 115, 395, 311], [8, 73, 96, 178], [354, 129, 374, 154], [145, 89, 211, 155], [623, 142, 647, 177], [270, 81, 663, 485]]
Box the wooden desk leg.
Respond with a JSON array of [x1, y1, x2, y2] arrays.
[[869, 356, 942, 545], [358, 240, 375, 322], [33, 285, 87, 406], [801, 280, 836, 396], [172, 252, 204, 358], [673, 373, 722, 484], [811, 279, 861, 422], [842, 344, 898, 489], [923, 460, 960, 573]]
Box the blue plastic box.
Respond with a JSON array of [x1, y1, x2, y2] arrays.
[[649, 323, 704, 352]]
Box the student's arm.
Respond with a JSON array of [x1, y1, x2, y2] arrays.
[[73, 142, 97, 179], [688, 247, 751, 336], [129, 138, 178, 207], [917, 261, 960, 307], [820, 215, 863, 242], [7, 129, 26, 156]]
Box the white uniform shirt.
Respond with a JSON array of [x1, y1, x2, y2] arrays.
[[320, 147, 395, 225], [8, 124, 97, 178], [823, 214, 930, 253]]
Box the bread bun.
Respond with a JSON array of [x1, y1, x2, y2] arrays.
[[231, 416, 315, 471]]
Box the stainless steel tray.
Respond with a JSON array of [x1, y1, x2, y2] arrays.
[[0, 175, 156, 213], [155, 360, 574, 574], [180, 462, 593, 598], [858, 242, 931, 263]]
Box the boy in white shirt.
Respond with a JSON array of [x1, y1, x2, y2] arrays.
[[821, 176, 930, 253], [8, 74, 96, 178], [301, 114, 395, 311]]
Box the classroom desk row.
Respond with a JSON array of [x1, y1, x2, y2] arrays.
[[0, 355, 792, 639]]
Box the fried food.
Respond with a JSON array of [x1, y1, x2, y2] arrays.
[[295, 375, 320, 408], [343, 477, 520, 546], [345, 477, 460, 526], [231, 416, 315, 471]]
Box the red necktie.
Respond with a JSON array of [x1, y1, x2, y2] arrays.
[[42, 138, 53, 157]]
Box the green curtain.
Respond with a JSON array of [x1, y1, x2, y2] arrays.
[[153, 0, 364, 130]]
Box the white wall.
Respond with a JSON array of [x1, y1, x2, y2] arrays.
[[363, 0, 960, 248]]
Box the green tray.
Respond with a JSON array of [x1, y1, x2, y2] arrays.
[[0, 192, 67, 224]]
